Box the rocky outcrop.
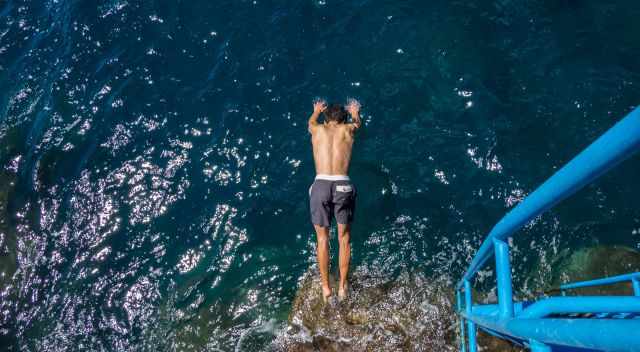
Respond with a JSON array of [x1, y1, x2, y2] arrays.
[[274, 268, 457, 351], [273, 268, 458, 352], [275, 244, 640, 351]]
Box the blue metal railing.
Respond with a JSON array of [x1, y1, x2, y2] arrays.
[[456, 107, 640, 352], [560, 272, 640, 296]]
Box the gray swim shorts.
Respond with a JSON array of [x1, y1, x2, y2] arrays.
[[309, 175, 357, 227]]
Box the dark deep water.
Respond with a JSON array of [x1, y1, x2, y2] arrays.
[[1, 1, 640, 350]]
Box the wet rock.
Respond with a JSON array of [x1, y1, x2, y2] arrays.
[[273, 268, 458, 352]]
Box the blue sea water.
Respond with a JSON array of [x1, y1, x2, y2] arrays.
[[1, 0, 640, 350]]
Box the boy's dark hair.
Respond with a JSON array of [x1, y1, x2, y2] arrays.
[[323, 104, 347, 123]]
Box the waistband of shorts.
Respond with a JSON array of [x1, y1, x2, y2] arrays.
[[315, 174, 350, 181]]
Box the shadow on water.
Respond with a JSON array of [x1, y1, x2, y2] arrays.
[[0, 170, 18, 348]]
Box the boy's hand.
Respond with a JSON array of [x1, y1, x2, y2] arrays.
[[346, 98, 361, 116], [313, 99, 327, 114]]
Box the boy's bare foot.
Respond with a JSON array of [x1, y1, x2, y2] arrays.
[[322, 286, 332, 303], [338, 285, 348, 301]]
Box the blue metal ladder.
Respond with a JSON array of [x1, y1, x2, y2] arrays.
[[456, 107, 640, 352]]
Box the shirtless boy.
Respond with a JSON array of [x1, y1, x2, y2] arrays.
[[308, 98, 361, 302]]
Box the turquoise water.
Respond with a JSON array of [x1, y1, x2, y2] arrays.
[[1, 1, 640, 350]]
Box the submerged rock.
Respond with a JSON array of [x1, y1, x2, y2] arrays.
[[543, 245, 640, 295], [273, 268, 458, 351]]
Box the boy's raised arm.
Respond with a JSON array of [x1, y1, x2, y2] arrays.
[[308, 99, 327, 133], [346, 98, 361, 131]]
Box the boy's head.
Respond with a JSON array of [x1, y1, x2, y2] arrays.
[[323, 104, 347, 123]]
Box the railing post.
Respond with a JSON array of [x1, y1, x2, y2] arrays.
[[530, 339, 552, 352], [457, 290, 467, 352], [494, 238, 514, 318], [464, 280, 477, 352], [633, 278, 640, 297]]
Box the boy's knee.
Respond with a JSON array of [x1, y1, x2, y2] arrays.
[[316, 231, 329, 242]]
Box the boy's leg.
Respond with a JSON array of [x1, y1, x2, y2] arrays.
[[337, 223, 350, 299], [314, 225, 332, 299], [333, 181, 355, 299], [310, 180, 332, 300]]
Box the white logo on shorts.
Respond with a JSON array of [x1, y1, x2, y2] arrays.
[[336, 185, 352, 193]]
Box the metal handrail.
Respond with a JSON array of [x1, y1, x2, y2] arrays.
[[457, 107, 640, 290], [560, 272, 640, 295], [456, 106, 640, 352]]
